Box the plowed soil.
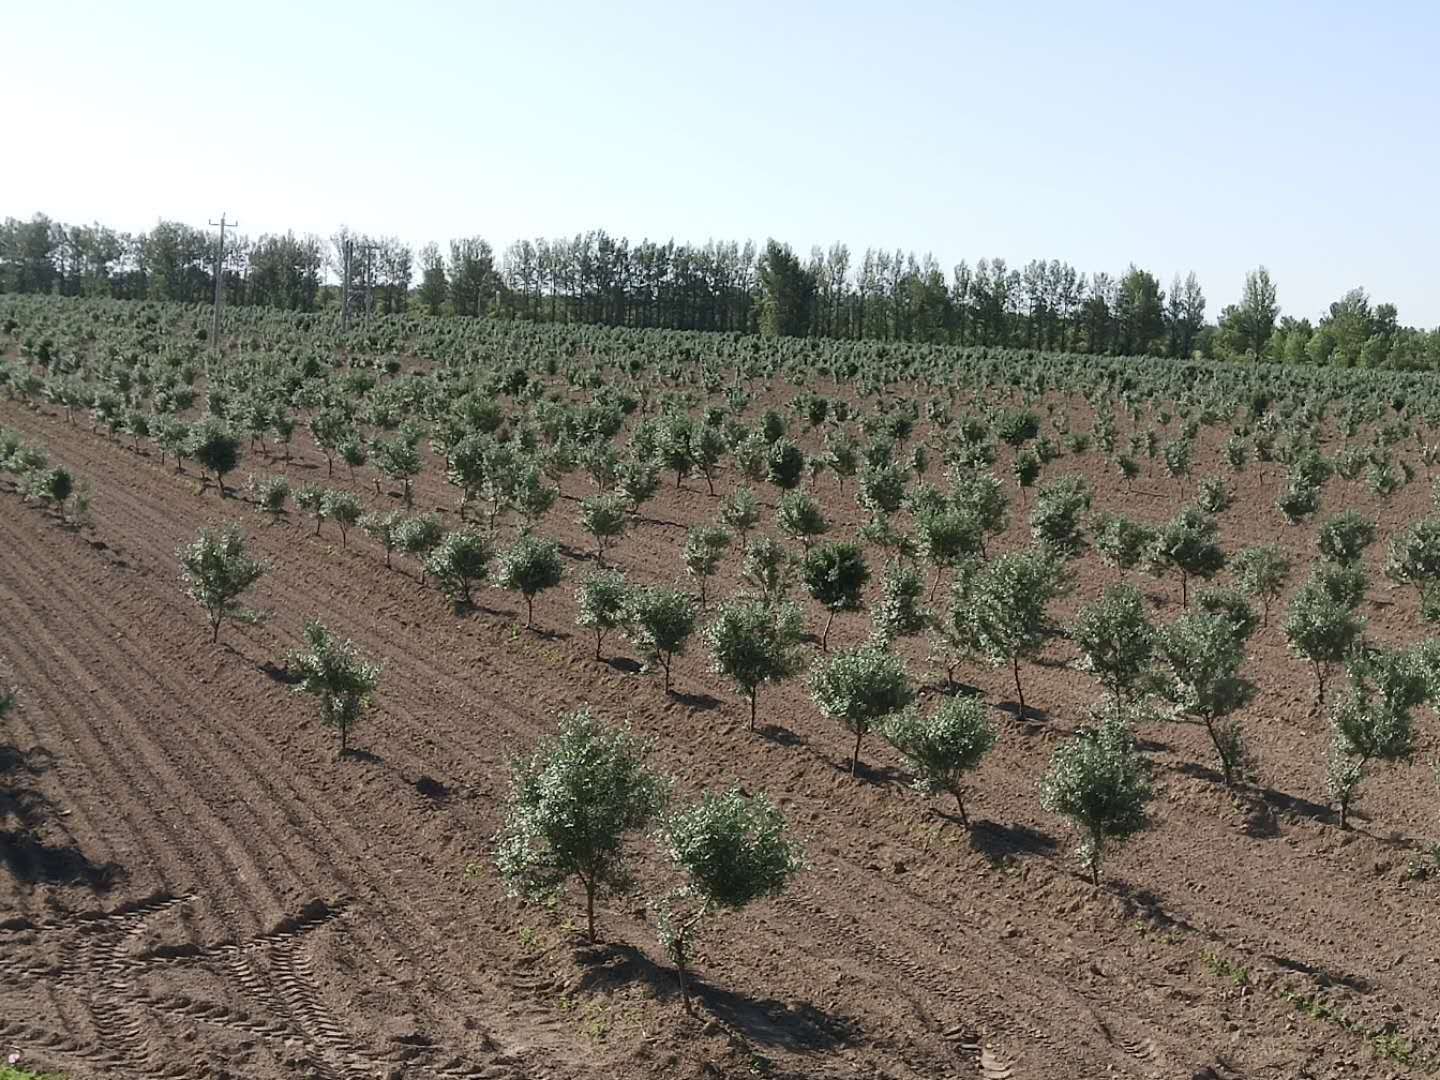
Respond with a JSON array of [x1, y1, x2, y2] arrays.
[[3, 391, 1440, 1080]]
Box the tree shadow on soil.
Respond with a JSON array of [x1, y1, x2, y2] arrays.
[[668, 690, 723, 712], [1, 743, 125, 891], [1109, 882, 1200, 935], [966, 819, 1057, 860], [633, 515, 688, 532], [570, 942, 857, 1052], [258, 660, 302, 686], [994, 702, 1058, 729], [339, 748, 383, 765], [1261, 953, 1374, 993], [848, 759, 910, 787], [927, 680, 985, 698], [1170, 761, 1228, 785], [414, 775, 450, 805], [756, 724, 807, 748], [606, 657, 643, 675], [558, 544, 599, 564], [1259, 786, 1334, 826]]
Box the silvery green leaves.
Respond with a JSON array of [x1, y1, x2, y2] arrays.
[[1040, 705, 1151, 886]]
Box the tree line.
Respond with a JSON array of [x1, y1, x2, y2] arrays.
[[3, 212, 1437, 368]]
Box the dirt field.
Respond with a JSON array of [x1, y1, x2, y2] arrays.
[[3, 388, 1440, 1080]]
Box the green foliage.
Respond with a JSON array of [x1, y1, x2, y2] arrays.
[[1309, 561, 1369, 610], [1154, 612, 1256, 785], [1284, 583, 1365, 710], [1276, 478, 1322, 524], [511, 462, 558, 530], [1162, 438, 1192, 483], [994, 408, 1039, 447], [858, 460, 908, 517], [1232, 545, 1292, 626], [881, 695, 997, 823], [1195, 475, 1232, 514], [249, 473, 290, 518], [496, 535, 565, 629], [682, 524, 731, 609], [575, 568, 631, 661], [579, 492, 628, 561], [1012, 448, 1040, 492], [949, 469, 1008, 552], [809, 646, 914, 775], [870, 561, 930, 646], [690, 422, 728, 494], [915, 506, 983, 593], [1327, 645, 1427, 828], [655, 788, 802, 1012], [718, 486, 761, 539], [961, 547, 1068, 717], [1072, 584, 1155, 703], [372, 437, 422, 505], [1193, 587, 1259, 646], [1040, 705, 1152, 885], [625, 586, 698, 691], [321, 488, 362, 546], [1149, 505, 1224, 607], [1093, 513, 1157, 574], [741, 535, 793, 604], [294, 482, 327, 535], [801, 541, 870, 649], [705, 599, 805, 729], [765, 436, 805, 490], [285, 618, 381, 755], [775, 490, 828, 550], [425, 529, 493, 605], [396, 512, 444, 581], [616, 453, 662, 512], [1317, 510, 1377, 566], [359, 508, 405, 568], [178, 524, 266, 643], [1028, 475, 1091, 557], [493, 709, 669, 942], [1384, 518, 1440, 606], [187, 418, 241, 496]]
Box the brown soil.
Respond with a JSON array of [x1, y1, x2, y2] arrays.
[[3, 393, 1440, 1080]]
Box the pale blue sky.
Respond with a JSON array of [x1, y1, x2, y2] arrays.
[[6, 0, 1437, 324]]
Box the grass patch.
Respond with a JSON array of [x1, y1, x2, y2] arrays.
[[1201, 950, 1250, 987], [2, 1066, 65, 1080]]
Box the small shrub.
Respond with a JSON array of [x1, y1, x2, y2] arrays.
[[810, 646, 914, 776], [496, 536, 565, 629], [881, 695, 997, 824], [1040, 705, 1152, 886], [286, 618, 381, 756]]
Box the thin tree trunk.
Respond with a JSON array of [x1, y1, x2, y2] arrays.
[[1012, 656, 1025, 719], [851, 727, 863, 777], [585, 880, 596, 942], [525, 595, 534, 630], [749, 688, 757, 732], [822, 609, 836, 651], [954, 788, 969, 826], [675, 944, 691, 1014]]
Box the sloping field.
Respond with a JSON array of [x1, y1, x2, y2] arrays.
[[3, 314, 1440, 1079]]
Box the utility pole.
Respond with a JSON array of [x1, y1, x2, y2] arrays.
[[341, 237, 354, 333], [208, 213, 237, 354]]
